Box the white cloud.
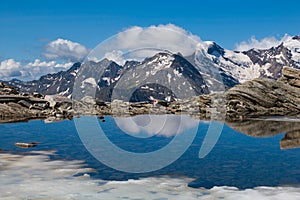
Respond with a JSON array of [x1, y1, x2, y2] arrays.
[[0, 38, 87, 81], [0, 58, 73, 81], [43, 38, 89, 62], [0, 59, 23, 77], [104, 50, 127, 65], [115, 115, 199, 137], [88, 24, 201, 64], [235, 34, 291, 51]]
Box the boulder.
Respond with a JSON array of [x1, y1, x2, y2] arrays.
[[18, 100, 32, 108], [280, 66, 300, 88], [282, 66, 300, 80], [15, 142, 39, 148], [226, 67, 300, 120]]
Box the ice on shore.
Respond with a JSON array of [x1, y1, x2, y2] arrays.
[[0, 151, 299, 200]]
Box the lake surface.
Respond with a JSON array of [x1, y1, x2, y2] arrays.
[[0, 115, 300, 199]]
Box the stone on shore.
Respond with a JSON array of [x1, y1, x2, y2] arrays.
[[226, 67, 300, 120]]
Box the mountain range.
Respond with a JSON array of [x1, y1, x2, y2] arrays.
[[3, 36, 300, 102]]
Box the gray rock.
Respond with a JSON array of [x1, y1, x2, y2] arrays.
[[226, 67, 300, 120]]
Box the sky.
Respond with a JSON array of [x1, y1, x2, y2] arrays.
[[0, 0, 300, 80]]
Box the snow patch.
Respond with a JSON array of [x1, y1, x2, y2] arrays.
[[1, 151, 300, 200], [101, 77, 111, 86], [284, 38, 300, 63], [81, 77, 97, 88], [167, 73, 172, 83], [148, 54, 175, 75]]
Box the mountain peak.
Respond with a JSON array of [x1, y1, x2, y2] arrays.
[[205, 41, 225, 57], [143, 51, 175, 66], [4, 35, 300, 101]]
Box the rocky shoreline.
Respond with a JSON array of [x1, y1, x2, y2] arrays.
[[0, 82, 73, 123], [1, 67, 300, 123], [1, 67, 300, 149]]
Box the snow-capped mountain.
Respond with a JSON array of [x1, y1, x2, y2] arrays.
[[3, 35, 300, 102], [108, 52, 209, 102], [4, 62, 81, 97], [196, 35, 300, 84], [72, 52, 210, 102]]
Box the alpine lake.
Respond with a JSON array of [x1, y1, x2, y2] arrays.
[[0, 114, 300, 199]]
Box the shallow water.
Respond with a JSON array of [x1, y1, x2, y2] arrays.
[[0, 115, 300, 199]]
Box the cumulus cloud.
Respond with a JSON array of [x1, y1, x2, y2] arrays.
[[0, 58, 73, 81], [0, 59, 23, 77], [43, 38, 89, 62], [235, 34, 291, 51], [88, 24, 201, 64], [115, 115, 199, 137], [0, 38, 88, 80]]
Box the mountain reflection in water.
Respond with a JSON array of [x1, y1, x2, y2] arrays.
[[112, 115, 300, 150], [0, 115, 299, 190]]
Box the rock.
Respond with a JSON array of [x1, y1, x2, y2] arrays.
[[226, 68, 300, 120], [32, 92, 43, 98], [55, 113, 64, 118], [44, 95, 57, 108], [2, 67, 300, 123], [81, 96, 96, 105], [0, 83, 73, 123], [29, 104, 45, 110], [282, 66, 300, 80], [15, 142, 39, 148], [0, 95, 29, 103], [0, 83, 19, 95], [44, 116, 64, 123], [18, 100, 32, 108], [95, 100, 107, 106], [279, 66, 300, 88]]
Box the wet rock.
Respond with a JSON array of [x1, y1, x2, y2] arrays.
[[15, 142, 39, 148]]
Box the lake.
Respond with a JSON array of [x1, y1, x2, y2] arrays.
[[0, 115, 300, 199]]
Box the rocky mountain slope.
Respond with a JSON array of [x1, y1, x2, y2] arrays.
[[1, 67, 300, 122], [4, 62, 81, 97], [6, 52, 212, 102], [2, 36, 300, 102]]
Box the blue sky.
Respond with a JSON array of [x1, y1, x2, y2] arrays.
[[0, 0, 300, 80]]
